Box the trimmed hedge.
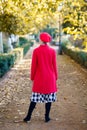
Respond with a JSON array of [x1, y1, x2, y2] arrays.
[[0, 48, 23, 77], [62, 43, 87, 68], [0, 42, 33, 77], [19, 37, 28, 46], [22, 43, 31, 55]]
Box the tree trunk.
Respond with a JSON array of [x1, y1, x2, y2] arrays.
[[7, 36, 13, 52], [0, 32, 3, 53]]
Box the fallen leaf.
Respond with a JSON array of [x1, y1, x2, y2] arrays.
[[82, 120, 86, 124]]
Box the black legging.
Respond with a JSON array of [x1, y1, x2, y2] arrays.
[[26, 102, 36, 120], [25, 102, 51, 120], [45, 102, 51, 117]]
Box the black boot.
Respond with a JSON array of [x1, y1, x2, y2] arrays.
[[23, 102, 36, 123], [45, 102, 51, 122]]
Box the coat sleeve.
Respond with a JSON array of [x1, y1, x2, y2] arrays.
[[52, 50, 58, 80], [30, 50, 37, 81]]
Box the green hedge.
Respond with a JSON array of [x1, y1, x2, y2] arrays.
[[62, 43, 87, 68], [19, 37, 28, 46], [0, 54, 13, 77], [22, 43, 31, 55], [0, 48, 23, 77], [0, 42, 33, 77]]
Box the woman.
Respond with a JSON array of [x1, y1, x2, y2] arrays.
[[23, 32, 58, 123]]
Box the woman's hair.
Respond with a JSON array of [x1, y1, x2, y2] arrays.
[[43, 41, 47, 44]]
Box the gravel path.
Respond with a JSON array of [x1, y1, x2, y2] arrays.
[[0, 44, 87, 130]]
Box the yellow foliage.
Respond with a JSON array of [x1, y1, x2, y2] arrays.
[[0, 0, 62, 34], [62, 0, 87, 47]]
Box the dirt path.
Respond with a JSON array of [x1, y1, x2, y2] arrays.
[[0, 44, 87, 130]]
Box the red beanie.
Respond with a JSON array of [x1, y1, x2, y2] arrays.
[[40, 32, 52, 42]]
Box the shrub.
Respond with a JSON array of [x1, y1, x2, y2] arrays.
[[0, 55, 8, 77], [12, 48, 23, 63], [0, 41, 34, 77], [22, 43, 31, 55], [3, 43, 9, 53], [0, 48, 23, 77], [0, 54, 15, 77], [62, 43, 87, 69], [30, 41, 34, 46], [20, 40, 34, 55], [19, 37, 28, 46]]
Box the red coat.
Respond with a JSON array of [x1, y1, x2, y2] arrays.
[[30, 44, 58, 94]]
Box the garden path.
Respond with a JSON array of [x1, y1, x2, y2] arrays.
[[0, 43, 87, 130]]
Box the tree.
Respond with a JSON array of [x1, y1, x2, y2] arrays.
[[0, 0, 62, 52], [0, 0, 62, 35], [0, 32, 3, 53], [61, 0, 87, 48]]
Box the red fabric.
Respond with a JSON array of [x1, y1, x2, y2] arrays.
[[30, 44, 58, 94], [40, 32, 52, 42]]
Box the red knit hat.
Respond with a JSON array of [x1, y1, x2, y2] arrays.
[[40, 32, 52, 42]]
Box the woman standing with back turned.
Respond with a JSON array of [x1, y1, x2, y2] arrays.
[[24, 32, 58, 123]]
